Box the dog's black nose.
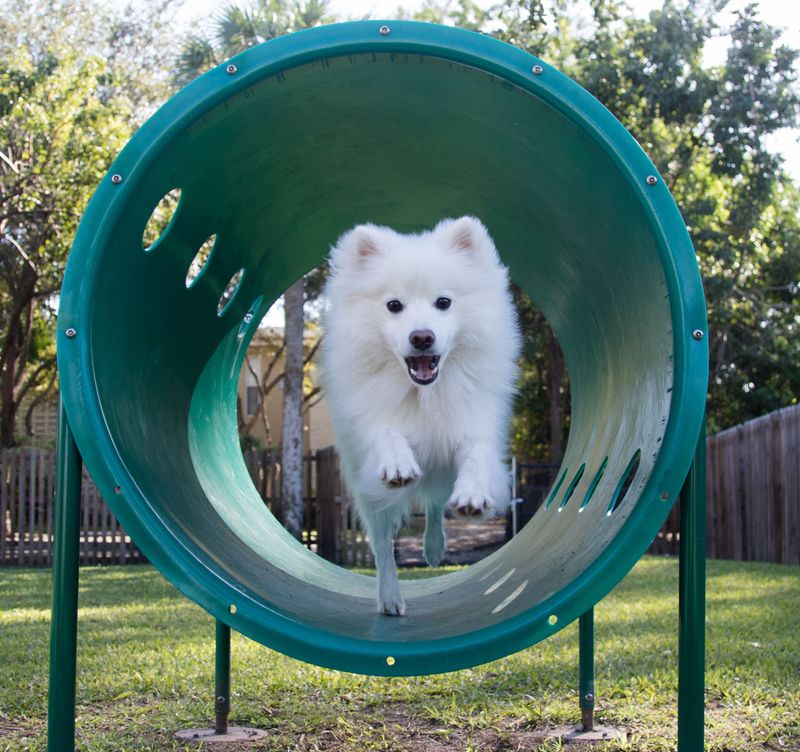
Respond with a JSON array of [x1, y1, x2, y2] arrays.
[[409, 330, 435, 350]]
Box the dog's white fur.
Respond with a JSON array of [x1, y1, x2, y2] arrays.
[[322, 217, 520, 615]]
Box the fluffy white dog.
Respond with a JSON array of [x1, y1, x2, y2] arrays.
[[322, 216, 520, 616]]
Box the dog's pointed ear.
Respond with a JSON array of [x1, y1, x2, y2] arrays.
[[331, 224, 382, 267], [437, 216, 493, 256]]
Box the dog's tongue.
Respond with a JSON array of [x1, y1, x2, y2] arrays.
[[409, 355, 436, 380]]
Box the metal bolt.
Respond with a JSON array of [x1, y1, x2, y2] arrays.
[[646, 174, 658, 186], [65, 327, 77, 338], [111, 174, 122, 185], [216, 695, 226, 705], [226, 63, 238, 75], [228, 604, 237, 614], [532, 64, 544, 75], [692, 329, 704, 340], [113, 486, 121, 494], [379, 25, 391, 35], [584, 693, 594, 702], [660, 490, 670, 501], [243, 312, 253, 324], [386, 656, 395, 666]]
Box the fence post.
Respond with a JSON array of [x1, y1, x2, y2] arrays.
[[316, 448, 338, 563]]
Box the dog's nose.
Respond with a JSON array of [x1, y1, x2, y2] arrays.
[[409, 330, 435, 351]]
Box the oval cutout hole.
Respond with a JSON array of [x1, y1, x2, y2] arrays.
[[186, 234, 216, 288], [545, 468, 569, 510], [559, 463, 585, 511], [142, 188, 181, 251], [217, 268, 245, 316], [607, 449, 642, 515], [580, 457, 608, 511]]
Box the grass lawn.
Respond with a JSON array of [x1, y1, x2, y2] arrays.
[[0, 557, 798, 751]]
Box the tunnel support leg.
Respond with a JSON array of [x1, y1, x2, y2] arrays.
[[579, 608, 595, 731], [47, 401, 83, 752], [678, 422, 707, 751], [215, 620, 231, 734]]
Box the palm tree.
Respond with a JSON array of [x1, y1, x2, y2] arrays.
[[175, 0, 329, 87], [174, 0, 330, 541]]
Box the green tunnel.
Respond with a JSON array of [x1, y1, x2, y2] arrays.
[[57, 21, 708, 676]]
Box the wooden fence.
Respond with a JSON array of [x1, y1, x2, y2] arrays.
[[646, 404, 800, 564], [0, 448, 145, 566], [3, 404, 798, 567], [1, 447, 370, 568]]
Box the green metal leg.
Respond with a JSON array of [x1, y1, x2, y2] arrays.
[[47, 402, 82, 752], [579, 608, 595, 731], [215, 620, 231, 734], [678, 422, 707, 751]]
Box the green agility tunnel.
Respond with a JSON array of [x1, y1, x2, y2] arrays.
[[57, 21, 707, 676]]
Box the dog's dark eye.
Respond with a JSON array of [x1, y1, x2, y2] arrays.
[[386, 299, 404, 314], [435, 297, 452, 311]]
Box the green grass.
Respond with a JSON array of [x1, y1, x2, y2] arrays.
[[0, 558, 798, 751]]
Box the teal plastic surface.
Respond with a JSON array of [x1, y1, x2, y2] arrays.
[[57, 21, 707, 676]]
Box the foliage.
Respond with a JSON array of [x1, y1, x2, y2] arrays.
[[413, 0, 800, 453], [175, 0, 331, 87], [571, 1, 800, 434], [0, 0, 179, 447], [2, 558, 798, 750]]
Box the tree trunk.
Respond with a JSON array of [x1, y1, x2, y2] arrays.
[[0, 269, 38, 448], [281, 278, 305, 540], [547, 329, 564, 465]]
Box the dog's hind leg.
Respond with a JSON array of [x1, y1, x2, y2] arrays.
[[423, 499, 447, 567]]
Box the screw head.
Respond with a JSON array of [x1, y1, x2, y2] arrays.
[[379, 25, 391, 35], [110, 174, 122, 185], [386, 656, 395, 666], [65, 327, 77, 338], [228, 604, 237, 614], [646, 174, 658, 186], [692, 329, 704, 340], [532, 64, 544, 75], [226, 63, 238, 74], [113, 485, 121, 494], [584, 693, 594, 702], [660, 490, 670, 501], [243, 312, 253, 324]]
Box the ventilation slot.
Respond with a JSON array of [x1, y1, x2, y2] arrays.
[[142, 188, 181, 252], [607, 450, 642, 515], [217, 269, 245, 316], [186, 234, 216, 287]]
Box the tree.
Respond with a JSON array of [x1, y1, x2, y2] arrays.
[[423, 0, 800, 451], [175, 0, 330, 538], [0, 0, 179, 447]]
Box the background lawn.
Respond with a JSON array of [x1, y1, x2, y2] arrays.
[[0, 557, 797, 751]]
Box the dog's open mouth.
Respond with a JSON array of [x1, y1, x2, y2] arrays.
[[405, 355, 440, 385]]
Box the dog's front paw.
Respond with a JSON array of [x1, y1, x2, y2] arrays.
[[378, 453, 421, 489], [447, 490, 496, 518]]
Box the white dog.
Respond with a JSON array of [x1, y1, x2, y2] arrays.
[[322, 217, 520, 616]]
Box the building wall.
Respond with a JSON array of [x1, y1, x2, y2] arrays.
[[237, 329, 333, 452]]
